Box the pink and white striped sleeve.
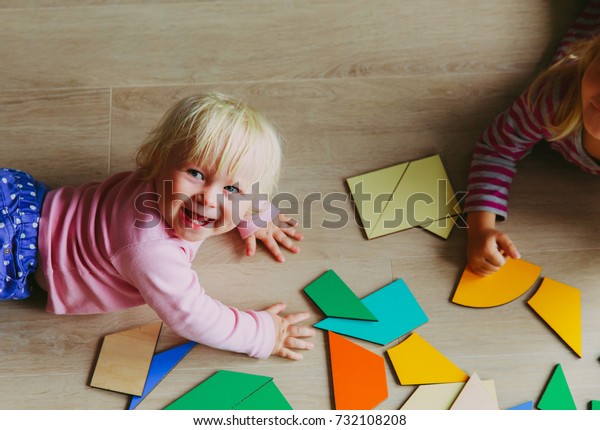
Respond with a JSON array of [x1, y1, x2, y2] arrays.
[[465, 0, 600, 220], [464, 88, 552, 220], [553, 1, 600, 62]]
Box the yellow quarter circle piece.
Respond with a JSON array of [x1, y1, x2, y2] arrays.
[[346, 162, 408, 239], [387, 333, 468, 385], [452, 258, 542, 308], [90, 321, 163, 396], [528, 278, 582, 357]]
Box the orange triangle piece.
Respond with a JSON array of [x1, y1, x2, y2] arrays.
[[328, 331, 388, 410]]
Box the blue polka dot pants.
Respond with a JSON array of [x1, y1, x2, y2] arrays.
[[0, 168, 49, 300]]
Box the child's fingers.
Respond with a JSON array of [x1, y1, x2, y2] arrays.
[[497, 234, 520, 259], [287, 324, 316, 339], [245, 234, 257, 257], [283, 227, 304, 241], [265, 302, 287, 314], [277, 214, 298, 228], [476, 260, 502, 276], [277, 215, 303, 239], [485, 245, 506, 268], [284, 336, 314, 351], [276, 347, 303, 361], [274, 230, 300, 253], [284, 311, 311, 325], [262, 235, 285, 262]]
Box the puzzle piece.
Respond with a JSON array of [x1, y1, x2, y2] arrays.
[[304, 270, 377, 321], [129, 341, 196, 409], [90, 321, 162, 396], [537, 364, 576, 410], [450, 372, 499, 410], [165, 370, 292, 410], [347, 154, 461, 239], [452, 258, 541, 308], [421, 214, 459, 239], [347, 162, 408, 239], [508, 401, 534, 410], [527, 278, 582, 357], [314, 279, 428, 345], [233, 381, 293, 410], [328, 331, 388, 410], [400, 380, 497, 410], [387, 333, 468, 385]]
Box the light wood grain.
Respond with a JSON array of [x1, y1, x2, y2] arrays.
[[0, 89, 110, 186], [0, 0, 596, 412], [0, 1, 584, 90], [109, 73, 528, 174]]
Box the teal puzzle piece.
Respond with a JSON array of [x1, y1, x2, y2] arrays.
[[313, 278, 428, 345]]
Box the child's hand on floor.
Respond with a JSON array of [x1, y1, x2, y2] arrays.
[[244, 214, 303, 262], [467, 227, 520, 276], [265, 302, 315, 360]]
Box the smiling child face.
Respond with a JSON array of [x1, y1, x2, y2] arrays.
[[154, 149, 254, 242], [581, 52, 600, 151]]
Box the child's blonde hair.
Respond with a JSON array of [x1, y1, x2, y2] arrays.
[[529, 35, 600, 141], [136, 93, 282, 195]]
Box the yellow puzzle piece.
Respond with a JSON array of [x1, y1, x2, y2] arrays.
[[347, 154, 461, 239], [452, 258, 542, 308], [528, 278, 582, 357], [387, 333, 468, 385]]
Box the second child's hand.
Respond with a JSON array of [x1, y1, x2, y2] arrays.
[[467, 211, 520, 276]]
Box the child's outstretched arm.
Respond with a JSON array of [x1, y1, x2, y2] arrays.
[[467, 211, 520, 276], [245, 213, 303, 262], [265, 302, 315, 360]]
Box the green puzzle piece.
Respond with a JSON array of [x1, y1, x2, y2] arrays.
[[304, 270, 377, 321], [233, 381, 292, 410], [537, 364, 577, 410], [591, 400, 600, 410], [165, 370, 292, 410]]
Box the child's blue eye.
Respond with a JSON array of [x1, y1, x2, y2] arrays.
[[187, 169, 204, 180], [224, 185, 240, 193]]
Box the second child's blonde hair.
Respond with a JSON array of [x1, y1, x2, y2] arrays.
[[529, 36, 600, 141], [136, 93, 282, 195]]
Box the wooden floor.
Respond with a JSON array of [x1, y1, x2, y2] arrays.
[[1, 0, 598, 410]]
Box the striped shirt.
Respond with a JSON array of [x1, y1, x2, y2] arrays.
[[464, 1, 600, 220]]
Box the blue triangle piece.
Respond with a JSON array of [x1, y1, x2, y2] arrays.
[[129, 341, 196, 409], [508, 401, 533, 410]]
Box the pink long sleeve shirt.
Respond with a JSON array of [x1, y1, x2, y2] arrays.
[[36, 170, 275, 359]]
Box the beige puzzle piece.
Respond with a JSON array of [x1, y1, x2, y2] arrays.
[[90, 321, 163, 396]]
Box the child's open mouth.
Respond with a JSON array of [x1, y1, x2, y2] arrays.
[[182, 207, 215, 230]]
